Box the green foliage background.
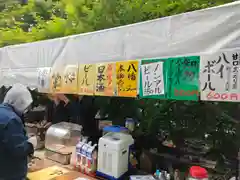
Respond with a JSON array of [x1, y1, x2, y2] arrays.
[[0, 0, 238, 169]]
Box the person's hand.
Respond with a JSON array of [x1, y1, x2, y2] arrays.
[[28, 136, 38, 149], [44, 122, 52, 129], [56, 94, 69, 105], [41, 120, 47, 126]]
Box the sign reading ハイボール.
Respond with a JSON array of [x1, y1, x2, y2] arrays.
[[200, 50, 240, 102]]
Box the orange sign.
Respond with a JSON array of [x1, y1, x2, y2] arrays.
[[116, 60, 139, 97]]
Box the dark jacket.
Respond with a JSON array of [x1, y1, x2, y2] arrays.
[[45, 100, 71, 124], [0, 84, 34, 180]]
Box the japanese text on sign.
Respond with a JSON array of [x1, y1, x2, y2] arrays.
[[172, 58, 198, 85], [200, 50, 240, 102], [141, 62, 165, 96], [95, 63, 116, 96], [37, 67, 51, 92], [116, 60, 138, 97], [62, 65, 78, 94], [78, 64, 95, 95], [106, 63, 116, 95], [169, 56, 200, 101], [51, 71, 62, 92], [96, 64, 106, 93]]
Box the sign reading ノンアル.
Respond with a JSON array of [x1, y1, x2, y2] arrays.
[[139, 58, 168, 99], [200, 49, 240, 102]]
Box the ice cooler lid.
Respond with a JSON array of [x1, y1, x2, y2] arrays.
[[103, 125, 128, 132]]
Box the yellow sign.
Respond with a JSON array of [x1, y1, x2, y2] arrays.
[[116, 60, 139, 97], [78, 64, 96, 95], [95, 63, 116, 96], [50, 68, 62, 93], [27, 166, 69, 180], [61, 64, 78, 94]]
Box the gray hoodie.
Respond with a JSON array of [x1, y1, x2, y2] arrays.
[[3, 83, 33, 114]]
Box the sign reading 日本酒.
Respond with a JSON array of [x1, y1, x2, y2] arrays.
[[61, 64, 78, 94], [168, 56, 200, 101], [116, 60, 139, 97], [200, 49, 240, 102], [78, 64, 95, 95], [95, 63, 117, 96]]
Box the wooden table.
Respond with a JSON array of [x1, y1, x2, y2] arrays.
[[54, 172, 96, 180], [28, 150, 97, 180]]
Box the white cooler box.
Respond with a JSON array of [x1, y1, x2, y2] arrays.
[[97, 132, 134, 180]]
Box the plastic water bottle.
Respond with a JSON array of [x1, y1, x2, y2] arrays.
[[155, 169, 160, 179]]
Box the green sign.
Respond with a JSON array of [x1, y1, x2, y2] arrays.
[[139, 59, 169, 99], [167, 56, 200, 101]]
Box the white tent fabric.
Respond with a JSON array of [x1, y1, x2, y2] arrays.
[[0, 1, 240, 87]]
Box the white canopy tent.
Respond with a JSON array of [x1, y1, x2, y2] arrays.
[[0, 1, 240, 88]]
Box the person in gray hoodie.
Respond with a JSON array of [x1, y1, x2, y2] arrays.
[[0, 84, 34, 180]]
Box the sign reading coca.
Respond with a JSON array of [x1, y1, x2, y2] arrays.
[[200, 49, 240, 102]]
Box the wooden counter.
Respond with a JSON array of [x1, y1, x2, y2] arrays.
[[54, 171, 96, 180], [28, 150, 97, 180]]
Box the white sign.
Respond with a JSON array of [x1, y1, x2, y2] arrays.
[[37, 67, 51, 92], [141, 61, 165, 96], [200, 50, 240, 102]]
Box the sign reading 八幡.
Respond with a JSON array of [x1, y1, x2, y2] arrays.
[[116, 60, 138, 97]]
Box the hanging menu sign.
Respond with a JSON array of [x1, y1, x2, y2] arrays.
[[140, 60, 166, 98], [200, 50, 240, 102], [95, 63, 117, 96], [50, 67, 62, 93], [116, 60, 139, 97], [61, 65, 78, 94], [168, 56, 200, 101], [78, 64, 95, 95], [37, 67, 51, 93]]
